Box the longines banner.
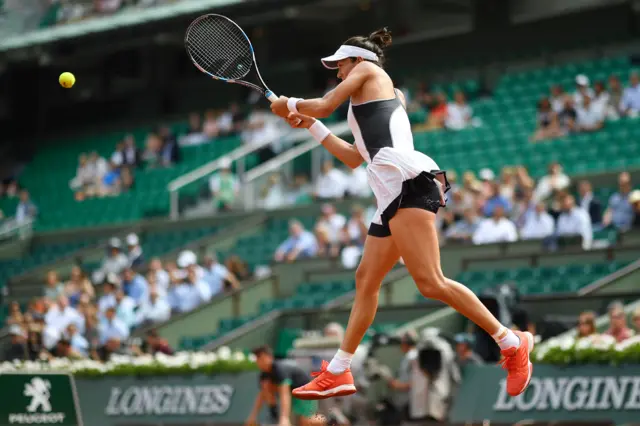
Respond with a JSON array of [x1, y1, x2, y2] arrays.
[[450, 365, 640, 424], [74, 373, 264, 426]]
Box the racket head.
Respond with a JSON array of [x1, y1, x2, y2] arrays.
[[185, 14, 255, 83]]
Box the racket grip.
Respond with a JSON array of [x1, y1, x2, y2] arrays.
[[265, 90, 278, 102]]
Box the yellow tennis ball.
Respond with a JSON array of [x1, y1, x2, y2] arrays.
[[59, 72, 75, 88]]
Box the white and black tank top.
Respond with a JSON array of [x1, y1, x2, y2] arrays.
[[347, 89, 414, 164]]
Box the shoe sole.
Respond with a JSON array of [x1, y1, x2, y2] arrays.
[[509, 331, 534, 397], [293, 384, 357, 400]]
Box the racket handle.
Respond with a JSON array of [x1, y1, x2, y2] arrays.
[[265, 90, 278, 102]]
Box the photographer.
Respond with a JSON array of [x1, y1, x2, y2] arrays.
[[387, 332, 418, 420]]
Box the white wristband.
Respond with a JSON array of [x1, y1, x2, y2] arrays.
[[287, 97, 303, 113], [308, 120, 331, 143]]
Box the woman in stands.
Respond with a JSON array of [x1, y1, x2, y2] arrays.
[[269, 27, 534, 401]]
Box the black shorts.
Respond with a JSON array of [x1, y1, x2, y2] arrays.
[[368, 171, 448, 238]]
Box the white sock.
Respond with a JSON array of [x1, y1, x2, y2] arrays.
[[492, 326, 520, 350], [327, 349, 354, 375]]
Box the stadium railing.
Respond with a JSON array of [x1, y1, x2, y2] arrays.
[[0, 218, 33, 243]]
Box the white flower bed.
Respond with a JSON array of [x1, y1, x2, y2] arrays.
[[533, 333, 640, 365]]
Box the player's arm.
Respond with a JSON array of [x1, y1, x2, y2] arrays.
[[245, 391, 263, 425], [277, 382, 292, 425]]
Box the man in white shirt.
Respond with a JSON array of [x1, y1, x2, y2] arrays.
[[445, 91, 472, 131], [45, 295, 85, 334], [177, 250, 207, 281], [573, 74, 595, 108], [274, 220, 318, 262], [137, 290, 171, 326], [557, 195, 593, 250], [315, 160, 348, 200], [576, 95, 604, 132], [620, 71, 640, 117], [172, 268, 212, 313], [203, 253, 240, 295], [534, 162, 571, 202], [98, 307, 130, 345], [472, 205, 518, 245], [149, 258, 170, 292], [97, 276, 119, 314], [520, 202, 555, 240], [315, 204, 347, 245]]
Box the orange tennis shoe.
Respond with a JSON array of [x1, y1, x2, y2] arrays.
[[292, 360, 357, 400], [499, 330, 534, 396]]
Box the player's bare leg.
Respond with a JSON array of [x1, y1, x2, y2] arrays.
[[292, 235, 400, 400], [388, 208, 534, 396]]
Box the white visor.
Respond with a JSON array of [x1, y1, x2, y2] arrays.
[[321, 45, 379, 69]]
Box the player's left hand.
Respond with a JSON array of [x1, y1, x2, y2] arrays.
[[270, 96, 290, 118], [278, 418, 291, 426]]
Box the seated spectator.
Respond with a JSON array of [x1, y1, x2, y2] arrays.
[[603, 171, 634, 232], [98, 161, 121, 197], [16, 190, 37, 223], [573, 74, 595, 107], [260, 173, 287, 209], [121, 267, 149, 306], [632, 307, 640, 335], [141, 329, 174, 355], [121, 134, 140, 167], [125, 233, 144, 267], [340, 205, 368, 268], [98, 307, 129, 346], [70, 154, 94, 192], [4, 325, 29, 361], [607, 74, 624, 119], [143, 132, 163, 167], [137, 290, 171, 326], [93, 238, 129, 283], [120, 166, 135, 192], [64, 266, 94, 307], [209, 158, 239, 211], [556, 195, 592, 250], [5, 301, 23, 326], [483, 181, 511, 217], [113, 289, 137, 329], [576, 95, 605, 132], [274, 220, 318, 262], [532, 98, 562, 141], [44, 270, 65, 301], [549, 84, 566, 113], [158, 126, 180, 166], [287, 174, 313, 205], [315, 203, 347, 246], [149, 257, 170, 292], [534, 162, 570, 202], [576, 311, 597, 339], [45, 295, 85, 335], [111, 142, 125, 168], [177, 250, 207, 281], [202, 109, 219, 139], [26, 330, 45, 361], [421, 92, 448, 131], [315, 160, 347, 200], [225, 255, 252, 281], [557, 96, 577, 134], [499, 167, 517, 202], [620, 71, 640, 118], [65, 323, 88, 357], [472, 205, 517, 245], [630, 190, 640, 229], [97, 274, 119, 313], [604, 302, 634, 343], [203, 252, 240, 295], [217, 102, 244, 136], [454, 333, 484, 366], [345, 164, 371, 198], [512, 187, 535, 228], [577, 180, 603, 226], [592, 80, 610, 118], [181, 112, 208, 146], [168, 268, 211, 313], [520, 202, 554, 240], [315, 224, 337, 258], [445, 91, 472, 131], [96, 337, 126, 362], [445, 208, 479, 242]]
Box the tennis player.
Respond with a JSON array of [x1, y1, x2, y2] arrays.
[[247, 345, 323, 426], [269, 28, 534, 401]]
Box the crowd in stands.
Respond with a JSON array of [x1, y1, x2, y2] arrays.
[[48, 0, 183, 27], [577, 301, 640, 345], [533, 70, 640, 141], [0, 180, 38, 237], [2, 232, 247, 362], [407, 86, 482, 132]]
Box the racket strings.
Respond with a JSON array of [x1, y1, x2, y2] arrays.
[[186, 16, 253, 81]]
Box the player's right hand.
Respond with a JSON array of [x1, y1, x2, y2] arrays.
[[286, 112, 315, 129]]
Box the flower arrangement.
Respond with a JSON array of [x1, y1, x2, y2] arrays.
[[533, 334, 640, 365], [0, 347, 258, 377]]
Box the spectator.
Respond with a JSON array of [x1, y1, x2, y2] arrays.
[[111, 142, 125, 168], [315, 160, 347, 200], [576, 311, 597, 339], [577, 180, 603, 226], [274, 220, 318, 262], [209, 157, 239, 211], [145, 270, 166, 299], [620, 71, 640, 117], [315, 204, 347, 247], [119, 167, 135, 192], [65, 323, 89, 356], [70, 154, 94, 192], [202, 252, 240, 295], [141, 329, 174, 355], [98, 161, 121, 197], [26, 330, 45, 361], [520, 202, 554, 240], [340, 204, 368, 268], [532, 98, 562, 141], [387, 332, 417, 415], [137, 290, 171, 326], [113, 289, 137, 329], [423, 92, 448, 131], [149, 257, 170, 292], [445, 209, 479, 243], [260, 173, 287, 209], [64, 266, 95, 307], [478, 168, 495, 199], [225, 255, 252, 281], [573, 74, 595, 107], [177, 250, 206, 281], [607, 74, 624, 119], [159, 126, 180, 166], [632, 307, 640, 335], [483, 181, 511, 217], [5, 301, 23, 326], [445, 91, 472, 131], [549, 84, 566, 113], [454, 333, 484, 366], [556, 195, 593, 250], [592, 80, 610, 117], [181, 112, 207, 146], [499, 167, 517, 203], [97, 275, 119, 313], [44, 270, 65, 300], [89, 151, 109, 188], [557, 95, 577, 134], [98, 307, 129, 346], [96, 337, 125, 362], [345, 164, 371, 198], [512, 187, 536, 229], [16, 190, 37, 223], [534, 162, 570, 202], [472, 205, 518, 245], [94, 238, 129, 283], [121, 267, 149, 306], [315, 224, 336, 258], [124, 233, 144, 267], [202, 109, 219, 139], [4, 325, 28, 361], [604, 302, 634, 343], [121, 134, 140, 167], [143, 132, 163, 167], [576, 95, 605, 132], [603, 171, 634, 232], [45, 295, 85, 335], [171, 268, 211, 313], [243, 108, 282, 163], [630, 190, 640, 229]]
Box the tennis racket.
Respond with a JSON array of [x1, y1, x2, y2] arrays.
[[185, 14, 278, 102]]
